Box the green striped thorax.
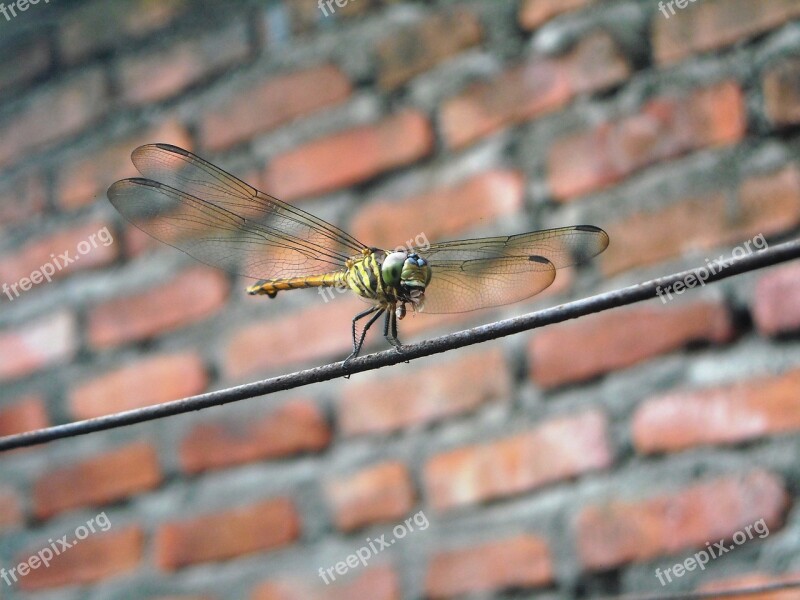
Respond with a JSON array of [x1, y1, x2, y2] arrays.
[[381, 251, 432, 308]]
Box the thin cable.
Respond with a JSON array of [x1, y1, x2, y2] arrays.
[[601, 578, 800, 599], [1, 238, 799, 452]]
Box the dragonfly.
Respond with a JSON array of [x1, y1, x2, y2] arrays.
[[107, 144, 609, 362]]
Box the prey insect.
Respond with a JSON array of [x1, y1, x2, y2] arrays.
[[107, 144, 609, 362]]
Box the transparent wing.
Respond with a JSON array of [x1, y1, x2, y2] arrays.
[[107, 144, 367, 280], [418, 226, 608, 314]]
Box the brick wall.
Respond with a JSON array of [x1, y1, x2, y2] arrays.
[[0, 0, 799, 598]]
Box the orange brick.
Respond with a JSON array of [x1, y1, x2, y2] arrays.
[[754, 262, 800, 336], [350, 170, 524, 249], [0, 395, 49, 437], [0, 220, 118, 289], [200, 65, 352, 151], [179, 400, 331, 473], [576, 470, 788, 571], [376, 9, 483, 90], [325, 462, 415, 532], [0, 69, 108, 169], [339, 348, 512, 436], [69, 352, 208, 420], [442, 32, 630, 149], [653, 0, 800, 65], [0, 35, 51, 94], [764, 57, 800, 128], [119, 21, 250, 105], [424, 411, 612, 511], [59, 0, 188, 63], [0, 311, 77, 382], [548, 81, 746, 200], [87, 266, 229, 348], [34, 442, 162, 519], [155, 498, 300, 570], [529, 301, 735, 389], [0, 488, 23, 532], [56, 119, 192, 209], [425, 534, 553, 598], [0, 172, 46, 231], [633, 369, 800, 454], [699, 572, 800, 598], [262, 110, 434, 201], [252, 566, 400, 600], [518, 0, 592, 30], [601, 166, 800, 276], [18, 527, 143, 590]]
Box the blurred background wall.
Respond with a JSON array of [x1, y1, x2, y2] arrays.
[[0, 0, 799, 598]]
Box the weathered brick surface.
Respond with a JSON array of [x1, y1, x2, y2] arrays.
[[252, 566, 400, 600], [0, 395, 49, 437], [0, 311, 77, 382], [0, 36, 51, 95], [425, 534, 553, 598], [529, 301, 735, 389], [0, 488, 23, 532], [0, 172, 47, 231], [179, 399, 331, 473], [576, 471, 788, 571], [33, 442, 162, 519], [155, 498, 301, 570], [754, 262, 800, 336], [764, 57, 800, 128], [518, 0, 592, 30], [424, 411, 612, 511]]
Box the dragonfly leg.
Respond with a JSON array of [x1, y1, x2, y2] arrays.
[[384, 309, 403, 352], [345, 306, 383, 365]]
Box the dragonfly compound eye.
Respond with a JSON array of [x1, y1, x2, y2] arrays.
[[381, 251, 407, 286]]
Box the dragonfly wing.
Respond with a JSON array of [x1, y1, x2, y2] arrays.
[[422, 255, 556, 314], [418, 226, 609, 269], [107, 144, 367, 280]]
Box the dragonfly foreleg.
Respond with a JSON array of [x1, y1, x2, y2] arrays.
[[384, 308, 403, 351], [346, 306, 383, 364]]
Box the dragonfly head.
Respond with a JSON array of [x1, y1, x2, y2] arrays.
[[381, 251, 432, 298]]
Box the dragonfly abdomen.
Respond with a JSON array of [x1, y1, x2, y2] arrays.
[[247, 272, 347, 298]]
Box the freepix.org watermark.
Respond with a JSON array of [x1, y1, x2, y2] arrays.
[[2, 225, 114, 302], [1, 511, 112, 587], [318, 0, 354, 17], [317, 232, 431, 303], [655, 517, 769, 586], [0, 0, 50, 22], [658, 0, 700, 19], [656, 233, 768, 304], [318, 510, 429, 585]]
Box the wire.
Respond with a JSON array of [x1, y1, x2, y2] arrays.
[[0, 237, 799, 453]]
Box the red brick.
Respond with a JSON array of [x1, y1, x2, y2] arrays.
[[224, 296, 361, 377], [519, 0, 592, 30], [653, 0, 800, 65], [252, 566, 400, 600], [350, 170, 525, 249], [262, 111, 434, 201], [754, 262, 800, 336], [200, 65, 352, 151], [576, 471, 787, 571], [339, 348, 512, 436], [424, 411, 612, 511], [548, 81, 746, 200], [442, 32, 630, 149], [0, 36, 51, 94], [0, 395, 49, 437], [376, 9, 483, 90], [69, 352, 208, 420], [699, 572, 800, 598], [425, 534, 553, 598], [601, 165, 800, 276], [0, 488, 23, 532], [18, 527, 143, 590], [57, 119, 192, 209], [0, 172, 47, 231], [155, 497, 300, 570], [764, 57, 800, 128], [179, 399, 331, 473], [87, 266, 229, 349], [0, 69, 108, 169], [0, 220, 118, 289], [529, 301, 735, 389], [33, 442, 162, 519], [325, 462, 415, 532], [119, 21, 251, 105], [59, 0, 189, 63], [0, 311, 77, 382], [633, 369, 800, 454]]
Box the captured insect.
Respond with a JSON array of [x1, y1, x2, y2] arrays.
[[107, 144, 609, 361]]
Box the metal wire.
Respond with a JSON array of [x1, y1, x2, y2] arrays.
[[0, 237, 799, 453]]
